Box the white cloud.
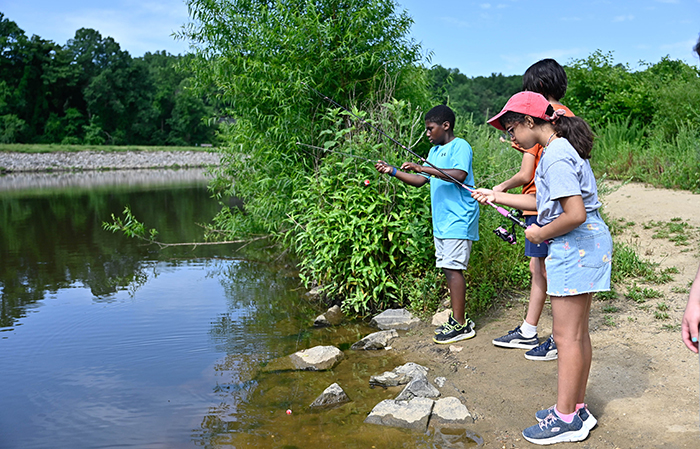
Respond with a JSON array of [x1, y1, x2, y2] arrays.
[[659, 38, 697, 52], [613, 15, 635, 22], [480, 3, 492, 9], [439, 16, 472, 28]]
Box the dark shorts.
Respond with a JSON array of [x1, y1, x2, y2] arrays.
[[525, 215, 549, 258]]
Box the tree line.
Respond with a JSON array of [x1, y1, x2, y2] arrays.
[[0, 13, 218, 146]]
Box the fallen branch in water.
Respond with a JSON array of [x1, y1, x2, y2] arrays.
[[102, 206, 270, 249]]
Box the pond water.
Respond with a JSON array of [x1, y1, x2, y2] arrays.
[[0, 169, 468, 449]]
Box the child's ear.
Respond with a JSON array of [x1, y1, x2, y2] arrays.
[[442, 121, 451, 131]]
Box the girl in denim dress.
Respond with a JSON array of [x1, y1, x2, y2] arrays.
[[473, 91, 612, 445]]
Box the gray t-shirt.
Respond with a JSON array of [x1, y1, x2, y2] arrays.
[[535, 137, 601, 225]]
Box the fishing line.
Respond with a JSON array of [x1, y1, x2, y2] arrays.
[[295, 142, 377, 163], [302, 82, 526, 229], [296, 142, 431, 180]]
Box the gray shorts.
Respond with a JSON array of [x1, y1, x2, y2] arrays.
[[434, 238, 473, 270]]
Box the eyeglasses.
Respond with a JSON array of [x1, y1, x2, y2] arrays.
[[506, 125, 516, 139]]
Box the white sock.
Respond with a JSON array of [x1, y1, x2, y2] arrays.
[[520, 320, 537, 338]]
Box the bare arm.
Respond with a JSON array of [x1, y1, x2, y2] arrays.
[[525, 195, 587, 244], [682, 264, 700, 353], [375, 160, 429, 187], [401, 162, 467, 184], [493, 153, 535, 192], [471, 188, 536, 211]]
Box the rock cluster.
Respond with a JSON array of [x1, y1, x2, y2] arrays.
[[264, 307, 473, 435]]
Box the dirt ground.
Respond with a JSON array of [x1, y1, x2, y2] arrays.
[[391, 182, 700, 448]]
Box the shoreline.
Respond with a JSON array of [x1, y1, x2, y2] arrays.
[[0, 150, 221, 173]]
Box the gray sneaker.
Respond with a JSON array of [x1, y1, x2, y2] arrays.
[[523, 411, 589, 445], [524, 335, 557, 361], [536, 404, 597, 431]]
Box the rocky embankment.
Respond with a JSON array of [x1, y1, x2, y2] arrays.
[[0, 150, 221, 172]]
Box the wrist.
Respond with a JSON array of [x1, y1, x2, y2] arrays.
[[390, 166, 397, 177]]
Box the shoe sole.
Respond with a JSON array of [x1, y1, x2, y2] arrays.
[[524, 351, 558, 361], [492, 339, 539, 349], [522, 427, 589, 445], [433, 329, 476, 344]]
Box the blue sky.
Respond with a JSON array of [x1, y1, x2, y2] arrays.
[[3, 0, 699, 76]]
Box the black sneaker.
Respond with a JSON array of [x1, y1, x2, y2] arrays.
[[434, 312, 461, 335], [433, 318, 476, 344], [524, 335, 557, 361], [492, 326, 539, 349]]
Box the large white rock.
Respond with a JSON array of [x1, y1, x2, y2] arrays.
[[370, 308, 420, 330], [430, 397, 472, 426], [364, 398, 435, 431], [289, 346, 344, 371]]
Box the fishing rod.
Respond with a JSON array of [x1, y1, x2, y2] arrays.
[[296, 142, 377, 163], [296, 142, 431, 181], [302, 82, 526, 229]]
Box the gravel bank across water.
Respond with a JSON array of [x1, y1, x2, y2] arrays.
[[0, 150, 221, 172]]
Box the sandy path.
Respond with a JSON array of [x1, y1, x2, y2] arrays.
[[393, 181, 700, 448]]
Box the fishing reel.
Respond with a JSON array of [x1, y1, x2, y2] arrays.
[[493, 209, 524, 245]]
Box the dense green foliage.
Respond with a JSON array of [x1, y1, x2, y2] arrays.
[[182, 0, 429, 236], [0, 13, 217, 145], [563, 51, 700, 190]]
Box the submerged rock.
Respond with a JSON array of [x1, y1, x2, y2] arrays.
[[351, 329, 398, 350], [364, 398, 435, 431], [309, 383, 350, 409], [370, 308, 420, 330], [313, 305, 344, 327]]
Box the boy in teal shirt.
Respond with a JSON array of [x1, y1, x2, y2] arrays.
[[376, 105, 479, 344]]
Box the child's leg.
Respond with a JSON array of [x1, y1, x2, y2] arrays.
[[578, 293, 593, 404], [551, 293, 593, 414], [524, 256, 547, 326], [443, 268, 466, 325]]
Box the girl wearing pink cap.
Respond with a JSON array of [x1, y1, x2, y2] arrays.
[[473, 91, 612, 445]]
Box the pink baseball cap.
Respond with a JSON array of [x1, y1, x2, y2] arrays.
[[487, 91, 553, 131]]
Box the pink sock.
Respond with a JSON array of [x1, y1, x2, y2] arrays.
[[576, 403, 585, 411], [554, 405, 576, 424]]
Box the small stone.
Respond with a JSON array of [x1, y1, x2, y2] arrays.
[[309, 383, 350, 409]]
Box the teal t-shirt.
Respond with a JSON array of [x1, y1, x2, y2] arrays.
[[425, 137, 480, 240]]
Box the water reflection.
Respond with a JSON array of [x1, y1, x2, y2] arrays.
[[0, 169, 474, 449]]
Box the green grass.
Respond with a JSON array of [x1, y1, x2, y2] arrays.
[[0, 144, 215, 153], [625, 283, 663, 303]]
